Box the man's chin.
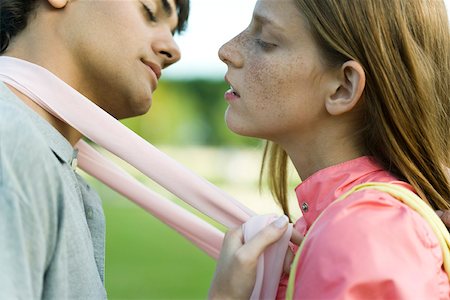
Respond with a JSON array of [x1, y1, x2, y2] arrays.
[[129, 97, 153, 118], [109, 100, 150, 120]]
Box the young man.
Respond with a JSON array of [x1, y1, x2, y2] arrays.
[[0, 0, 189, 298]]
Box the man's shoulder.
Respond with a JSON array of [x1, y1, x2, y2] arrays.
[[0, 98, 53, 173], [0, 86, 64, 190], [0, 85, 47, 147]]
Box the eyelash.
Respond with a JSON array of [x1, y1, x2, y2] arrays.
[[143, 4, 157, 22], [256, 39, 276, 50]]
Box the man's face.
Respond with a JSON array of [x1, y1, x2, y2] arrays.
[[57, 0, 181, 119]]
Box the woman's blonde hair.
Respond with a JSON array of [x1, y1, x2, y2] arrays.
[[262, 0, 450, 216]]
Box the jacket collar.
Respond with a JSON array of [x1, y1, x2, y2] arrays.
[[294, 156, 392, 227]]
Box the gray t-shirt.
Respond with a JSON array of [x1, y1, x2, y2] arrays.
[[0, 82, 107, 299]]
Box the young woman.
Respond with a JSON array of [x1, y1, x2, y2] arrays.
[[210, 0, 450, 298]]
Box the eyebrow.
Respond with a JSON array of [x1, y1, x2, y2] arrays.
[[160, 0, 178, 35], [253, 13, 284, 31], [160, 0, 173, 17]]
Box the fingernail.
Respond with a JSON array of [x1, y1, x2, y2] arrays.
[[436, 210, 444, 217], [274, 215, 289, 228]]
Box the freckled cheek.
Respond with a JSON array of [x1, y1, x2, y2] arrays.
[[245, 58, 283, 111]]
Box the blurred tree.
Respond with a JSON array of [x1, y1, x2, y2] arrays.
[[121, 80, 260, 146]]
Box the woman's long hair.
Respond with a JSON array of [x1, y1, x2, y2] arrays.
[[262, 0, 450, 216]]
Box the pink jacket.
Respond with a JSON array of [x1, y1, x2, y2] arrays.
[[277, 156, 449, 299]]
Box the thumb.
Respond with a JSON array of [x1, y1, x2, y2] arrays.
[[239, 215, 289, 259]]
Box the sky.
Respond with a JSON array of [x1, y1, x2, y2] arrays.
[[164, 0, 256, 79], [165, 0, 450, 79]]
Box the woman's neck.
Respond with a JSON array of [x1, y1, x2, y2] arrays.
[[279, 127, 364, 181]]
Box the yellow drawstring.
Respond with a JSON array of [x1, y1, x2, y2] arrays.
[[285, 182, 450, 300]]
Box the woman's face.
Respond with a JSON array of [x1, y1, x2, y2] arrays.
[[219, 0, 332, 143]]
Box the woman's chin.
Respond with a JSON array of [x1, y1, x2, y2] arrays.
[[225, 122, 257, 138], [225, 112, 265, 138]]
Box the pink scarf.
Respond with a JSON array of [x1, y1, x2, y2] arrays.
[[0, 56, 292, 299]]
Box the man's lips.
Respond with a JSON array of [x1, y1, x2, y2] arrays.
[[141, 59, 162, 80]]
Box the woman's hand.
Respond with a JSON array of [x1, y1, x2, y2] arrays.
[[209, 215, 292, 300], [208, 216, 304, 299]]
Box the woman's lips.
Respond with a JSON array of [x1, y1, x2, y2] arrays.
[[224, 86, 241, 101], [224, 75, 241, 101]]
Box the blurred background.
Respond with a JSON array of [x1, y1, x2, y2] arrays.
[[82, 0, 450, 299]]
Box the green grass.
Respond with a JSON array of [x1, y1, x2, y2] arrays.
[[99, 184, 216, 300], [82, 145, 301, 299]]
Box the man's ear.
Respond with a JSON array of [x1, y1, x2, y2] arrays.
[[325, 60, 366, 116], [47, 0, 69, 9]]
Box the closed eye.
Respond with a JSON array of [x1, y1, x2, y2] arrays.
[[143, 4, 157, 22], [256, 39, 277, 50]]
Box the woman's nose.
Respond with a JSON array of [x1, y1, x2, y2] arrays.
[[218, 35, 243, 68], [218, 42, 229, 64]]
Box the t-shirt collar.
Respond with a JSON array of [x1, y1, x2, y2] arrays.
[[0, 82, 77, 166]]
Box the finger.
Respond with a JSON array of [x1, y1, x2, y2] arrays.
[[283, 247, 295, 274], [290, 229, 304, 246], [221, 227, 245, 256], [239, 215, 289, 259]]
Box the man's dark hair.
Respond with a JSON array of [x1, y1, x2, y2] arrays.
[[0, 0, 38, 54], [0, 0, 190, 54], [175, 0, 190, 33]]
